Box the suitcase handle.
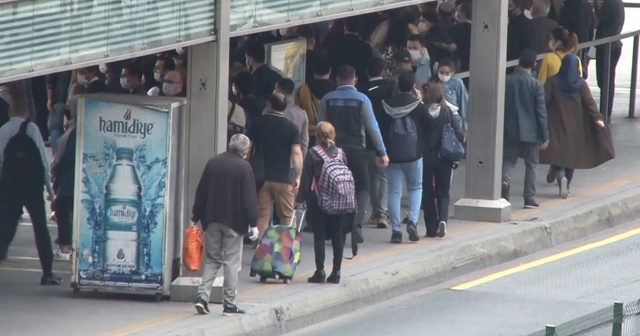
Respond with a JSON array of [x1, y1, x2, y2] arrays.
[[289, 209, 306, 233]]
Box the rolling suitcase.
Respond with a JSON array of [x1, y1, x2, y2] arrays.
[[249, 209, 305, 284]]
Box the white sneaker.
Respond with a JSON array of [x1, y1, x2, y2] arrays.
[[53, 248, 71, 261]]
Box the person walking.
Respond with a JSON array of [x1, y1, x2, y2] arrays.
[[192, 134, 259, 316], [501, 49, 550, 208], [296, 122, 354, 284], [540, 54, 614, 198]]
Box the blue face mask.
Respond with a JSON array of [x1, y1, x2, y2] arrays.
[[162, 83, 176, 96], [120, 77, 131, 90]]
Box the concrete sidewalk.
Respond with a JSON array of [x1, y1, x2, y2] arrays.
[[3, 113, 638, 336]]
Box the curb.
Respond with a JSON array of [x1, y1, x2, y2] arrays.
[[176, 186, 640, 336]]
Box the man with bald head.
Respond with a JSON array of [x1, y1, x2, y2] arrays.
[[161, 70, 185, 97]]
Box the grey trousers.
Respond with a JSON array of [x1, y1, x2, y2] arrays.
[[502, 142, 539, 201], [197, 222, 243, 306], [367, 150, 388, 216]]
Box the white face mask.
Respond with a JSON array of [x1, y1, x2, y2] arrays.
[[77, 74, 89, 86], [245, 57, 252, 71], [232, 85, 238, 96], [120, 78, 131, 90], [99, 64, 109, 74], [279, 28, 289, 37], [438, 74, 452, 83], [548, 40, 557, 51], [162, 83, 176, 96], [409, 50, 422, 62], [154, 72, 163, 82], [418, 22, 429, 33]]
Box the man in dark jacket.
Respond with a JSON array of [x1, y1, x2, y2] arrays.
[[507, 0, 534, 63], [245, 41, 283, 102], [378, 71, 433, 244], [192, 134, 258, 316], [559, 0, 594, 79], [594, 0, 625, 119], [502, 49, 549, 209], [366, 58, 395, 229], [327, 17, 375, 93], [530, 1, 559, 55]]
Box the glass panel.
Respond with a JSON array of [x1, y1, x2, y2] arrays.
[[0, 0, 215, 80]]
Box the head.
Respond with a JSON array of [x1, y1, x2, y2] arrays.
[[456, 2, 472, 23], [344, 17, 362, 35], [558, 52, 581, 79], [297, 25, 316, 50], [384, 14, 411, 49], [316, 121, 336, 148], [228, 134, 251, 158], [279, 27, 296, 40], [267, 92, 287, 113], [508, 0, 524, 16], [121, 62, 143, 91], [531, 0, 550, 18], [275, 78, 295, 100], [313, 57, 331, 79], [245, 41, 266, 71], [436, 58, 456, 83], [162, 70, 184, 97], [366, 57, 385, 79], [232, 71, 254, 98], [550, 27, 579, 53], [4, 81, 28, 118], [394, 49, 413, 73], [76, 66, 100, 86], [154, 56, 176, 83], [407, 34, 425, 63], [438, 1, 456, 22], [174, 53, 188, 76], [518, 49, 538, 71], [397, 70, 416, 94], [336, 65, 357, 87], [422, 82, 447, 108], [419, 10, 438, 33]]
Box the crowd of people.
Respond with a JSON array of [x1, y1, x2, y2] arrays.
[[0, 0, 626, 317]]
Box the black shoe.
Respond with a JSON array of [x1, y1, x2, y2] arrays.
[[195, 296, 210, 315], [223, 305, 246, 316], [327, 271, 341, 284], [501, 182, 510, 201], [390, 232, 402, 244], [308, 270, 326, 283], [406, 221, 420, 242], [402, 217, 409, 225], [546, 167, 555, 184], [40, 274, 62, 286], [524, 199, 539, 209]]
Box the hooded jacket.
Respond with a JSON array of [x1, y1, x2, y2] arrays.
[[424, 104, 465, 158], [365, 78, 396, 151], [378, 93, 433, 163]]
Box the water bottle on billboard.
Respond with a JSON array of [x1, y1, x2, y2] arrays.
[[103, 147, 142, 274]]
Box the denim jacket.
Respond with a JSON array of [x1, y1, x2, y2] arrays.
[[440, 78, 469, 130], [414, 54, 433, 89]]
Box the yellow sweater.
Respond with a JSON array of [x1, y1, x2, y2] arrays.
[[538, 51, 584, 85]]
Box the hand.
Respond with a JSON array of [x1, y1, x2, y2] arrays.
[[413, 87, 422, 101], [292, 178, 300, 194], [295, 202, 305, 210], [596, 120, 605, 129], [147, 87, 160, 96], [540, 140, 550, 150], [190, 221, 199, 227], [248, 227, 259, 241], [463, 130, 468, 143], [46, 187, 55, 202], [375, 155, 389, 167], [47, 100, 54, 113]]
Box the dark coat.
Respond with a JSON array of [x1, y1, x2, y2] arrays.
[[504, 70, 549, 145], [539, 77, 614, 169]]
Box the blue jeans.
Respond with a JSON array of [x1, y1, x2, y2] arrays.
[[387, 159, 423, 234], [47, 102, 66, 155]]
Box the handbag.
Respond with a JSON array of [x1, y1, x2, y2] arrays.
[[183, 225, 203, 272], [439, 108, 465, 162]]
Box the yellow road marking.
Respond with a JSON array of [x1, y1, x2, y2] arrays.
[[451, 226, 640, 291]]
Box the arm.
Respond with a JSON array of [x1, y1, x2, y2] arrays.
[[449, 108, 465, 143], [456, 80, 469, 130], [241, 165, 258, 228], [46, 74, 55, 112], [295, 152, 314, 204], [27, 123, 52, 191], [317, 96, 327, 122], [538, 56, 549, 85], [292, 145, 303, 184], [300, 113, 309, 157], [54, 131, 76, 175], [534, 82, 550, 142], [191, 162, 210, 223], [581, 84, 604, 122], [360, 98, 387, 157]]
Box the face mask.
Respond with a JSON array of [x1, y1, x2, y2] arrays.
[[120, 78, 131, 90], [175, 47, 184, 55], [99, 64, 108, 74], [418, 22, 429, 33], [232, 85, 238, 96], [162, 83, 176, 96], [548, 40, 557, 51], [438, 74, 452, 83], [154, 72, 163, 82], [279, 28, 289, 37], [245, 57, 252, 71], [409, 50, 422, 62], [77, 74, 89, 86]]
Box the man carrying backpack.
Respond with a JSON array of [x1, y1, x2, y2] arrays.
[[378, 71, 434, 244], [0, 82, 61, 285]]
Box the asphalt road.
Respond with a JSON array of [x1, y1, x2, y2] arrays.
[[287, 221, 640, 336]]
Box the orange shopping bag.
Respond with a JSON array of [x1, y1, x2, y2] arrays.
[[183, 225, 203, 272]]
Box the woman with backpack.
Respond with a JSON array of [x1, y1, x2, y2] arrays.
[[295, 122, 355, 284], [421, 83, 464, 238]]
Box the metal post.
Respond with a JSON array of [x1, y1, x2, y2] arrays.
[[612, 301, 623, 336], [629, 35, 639, 119], [544, 325, 556, 336], [213, 0, 231, 155], [602, 42, 612, 123], [453, 0, 511, 222]]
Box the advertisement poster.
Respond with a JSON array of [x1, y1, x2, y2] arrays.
[[75, 100, 170, 290], [267, 39, 306, 89]]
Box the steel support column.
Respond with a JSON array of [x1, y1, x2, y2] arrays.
[[629, 35, 638, 119], [453, 0, 511, 222]]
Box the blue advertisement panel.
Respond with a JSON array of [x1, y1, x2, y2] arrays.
[[75, 100, 170, 290]]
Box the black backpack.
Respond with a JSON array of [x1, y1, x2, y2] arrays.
[[1, 120, 44, 191], [388, 115, 418, 162]]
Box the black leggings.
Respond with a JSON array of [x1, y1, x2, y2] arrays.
[[55, 196, 74, 246], [307, 198, 351, 272]]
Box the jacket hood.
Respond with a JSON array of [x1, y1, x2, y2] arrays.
[[382, 94, 422, 118], [308, 79, 336, 99]]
